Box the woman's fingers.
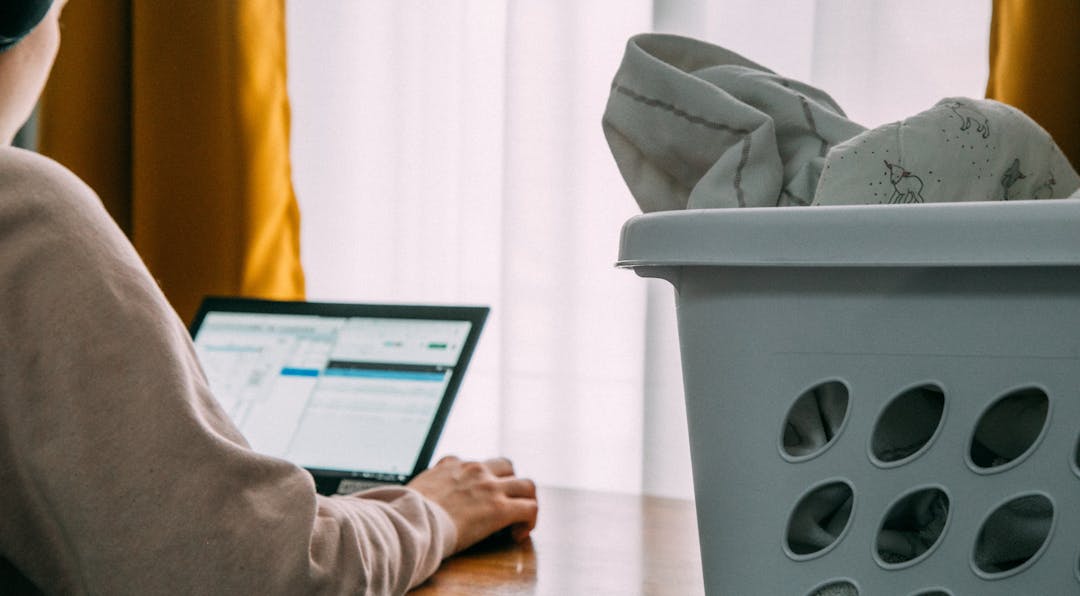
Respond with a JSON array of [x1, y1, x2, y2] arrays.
[[500, 477, 536, 499], [484, 456, 515, 477]]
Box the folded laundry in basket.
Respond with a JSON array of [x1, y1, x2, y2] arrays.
[[602, 33, 1080, 212]]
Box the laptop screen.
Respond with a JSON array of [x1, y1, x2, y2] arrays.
[[190, 298, 487, 486]]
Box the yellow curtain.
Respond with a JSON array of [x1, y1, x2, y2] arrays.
[[39, 0, 305, 323], [986, 0, 1080, 171]]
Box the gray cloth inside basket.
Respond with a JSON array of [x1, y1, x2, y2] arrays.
[[781, 383, 849, 457], [804, 490, 1051, 596], [813, 584, 858, 596], [784, 388, 1051, 585]]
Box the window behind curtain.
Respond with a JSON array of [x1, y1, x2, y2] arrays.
[[286, 0, 990, 496]]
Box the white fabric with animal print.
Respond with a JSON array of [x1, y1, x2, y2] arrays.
[[602, 33, 1080, 213], [816, 98, 1078, 205]]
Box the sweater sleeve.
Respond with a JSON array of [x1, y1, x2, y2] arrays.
[[0, 147, 456, 595]]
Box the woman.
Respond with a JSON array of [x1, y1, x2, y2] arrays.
[[0, 2, 537, 593]]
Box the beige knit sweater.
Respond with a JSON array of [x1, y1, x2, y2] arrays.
[[0, 147, 456, 595]]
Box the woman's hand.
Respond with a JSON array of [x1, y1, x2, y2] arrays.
[[408, 455, 538, 553]]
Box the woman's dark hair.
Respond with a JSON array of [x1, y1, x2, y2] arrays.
[[0, 1, 54, 53]]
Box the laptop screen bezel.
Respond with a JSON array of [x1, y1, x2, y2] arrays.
[[189, 296, 489, 494]]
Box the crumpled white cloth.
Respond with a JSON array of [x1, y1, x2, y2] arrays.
[[602, 33, 1080, 212]]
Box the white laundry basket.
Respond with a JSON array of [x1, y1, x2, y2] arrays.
[[617, 200, 1080, 595]]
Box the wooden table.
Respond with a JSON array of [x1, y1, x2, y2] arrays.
[[410, 487, 705, 596]]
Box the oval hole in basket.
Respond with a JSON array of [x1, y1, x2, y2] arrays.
[[968, 387, 1048, 470], [786, 481, 854, 557], [910, 591, 951, 596], [806, 579, 858, 596], [782, 380, 849, 459], [1073, 432, 1080, 477], [871, 384, 945, 465], [972, 494, 1054, 577], [876, 487, 950, 567]]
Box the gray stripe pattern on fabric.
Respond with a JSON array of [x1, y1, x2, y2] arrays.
[[611, 83, 753, 207], [797, 94, 829, 158], [611, 83, 750, 135], [734, 136, 751, 207]]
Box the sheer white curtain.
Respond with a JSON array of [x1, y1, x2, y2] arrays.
[[286, 0, 990, 498]]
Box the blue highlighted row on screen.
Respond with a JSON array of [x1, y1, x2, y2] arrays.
[[280, 367, 444, 382], [280, 367, 320, 377]]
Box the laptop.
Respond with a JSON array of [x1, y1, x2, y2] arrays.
[[189, 296, 488, 495]]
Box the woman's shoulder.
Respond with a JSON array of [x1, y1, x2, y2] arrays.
[[0, 145, 95, 203], [0, 145, 113, 232], [0, 145, 135, 279]]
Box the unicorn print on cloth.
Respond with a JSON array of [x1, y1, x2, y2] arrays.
[[944, 100, 991, 139], [601, 34, 1080, 211], [883, 161, 925, 204], [1033, 174, 1057, 199], [1000, 158, 1027, 200]]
